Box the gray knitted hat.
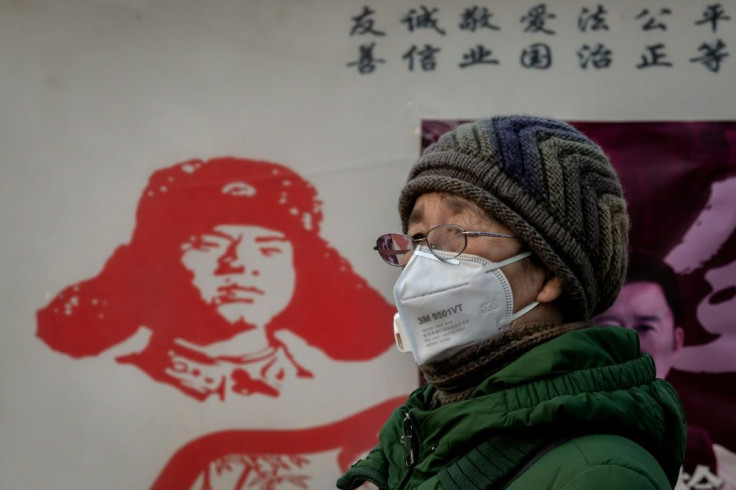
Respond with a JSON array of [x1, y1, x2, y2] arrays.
[[399, 116, 629, 321]]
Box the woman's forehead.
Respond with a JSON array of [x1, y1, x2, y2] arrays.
[[409, 192, 497, 228]]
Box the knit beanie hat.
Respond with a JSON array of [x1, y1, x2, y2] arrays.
[[399, 116, 629, 321]]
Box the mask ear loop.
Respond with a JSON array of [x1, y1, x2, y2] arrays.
[[486, 250, 533, 270], [489, 251, 537, 327], [498, 300, 540, 327]]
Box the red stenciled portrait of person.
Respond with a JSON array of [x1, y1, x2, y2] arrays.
[[37, 157, 395, 399], [36, 157, 405, 488]]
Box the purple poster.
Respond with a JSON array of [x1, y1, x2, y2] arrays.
[[423, 120, 736, 488]]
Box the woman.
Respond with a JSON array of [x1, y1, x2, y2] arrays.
[[339, 116, 686, 489]]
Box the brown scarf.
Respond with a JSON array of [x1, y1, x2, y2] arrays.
[[420, 322, 587, 408]]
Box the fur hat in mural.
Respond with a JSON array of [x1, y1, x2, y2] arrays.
[[399, 115, 629, 321]]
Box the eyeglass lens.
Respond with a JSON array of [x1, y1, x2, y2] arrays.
[[426, 224, 466, 257], [375, 224, 467, 266], [375, 233, 412, 266]]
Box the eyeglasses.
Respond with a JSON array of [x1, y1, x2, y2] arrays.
[[374, 223, 516, 266]]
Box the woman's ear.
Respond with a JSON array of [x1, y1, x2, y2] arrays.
[[536, 276, 563, 304]]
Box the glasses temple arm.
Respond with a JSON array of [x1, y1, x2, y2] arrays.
[[464, 231, 517, 239]]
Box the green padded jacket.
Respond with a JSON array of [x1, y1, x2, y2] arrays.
[[337, 326, 686, 489]]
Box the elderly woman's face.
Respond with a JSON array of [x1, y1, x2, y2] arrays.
[[180, 225, 296, 328], [407, 192, 548, 315]]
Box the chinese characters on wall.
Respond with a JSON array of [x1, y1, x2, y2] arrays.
[[346, 4, 731, 74]]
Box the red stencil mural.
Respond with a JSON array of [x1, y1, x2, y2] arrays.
[[36, 157, 404, 488], [37, 157, 394, 399]]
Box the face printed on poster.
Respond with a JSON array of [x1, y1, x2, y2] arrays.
[[180, 224, 296, 332]]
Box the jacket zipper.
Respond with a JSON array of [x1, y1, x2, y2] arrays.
[[402, 411, 418, 468]]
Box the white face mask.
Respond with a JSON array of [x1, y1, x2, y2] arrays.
[[392, 246, 538, 365]]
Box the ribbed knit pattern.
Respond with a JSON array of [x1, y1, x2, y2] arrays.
[[436, 432, 558, 489], [421, 322, 586, 407], [400, 116, 629, 321]]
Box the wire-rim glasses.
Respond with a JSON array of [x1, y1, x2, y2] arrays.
[[373, 223, 516, 266]]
